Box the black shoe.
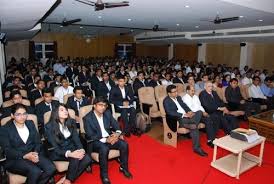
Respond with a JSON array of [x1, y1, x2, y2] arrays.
[[101, 177, 111, 184], [119, 167, 133, 179], [124, 132, 131, 137], [207, 141, 214, 148], [194, 149, 208, 157]]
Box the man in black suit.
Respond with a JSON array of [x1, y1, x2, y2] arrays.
[[1, 104, 56, 184], [43, 68, 55, 83], [90, 68, 103, 90], [66, 62, 78, 85], [35, 88, 59, 134], [109, 75, 138, 137], [148, 72, 161, 88], [172, 70, 185, 84], [66, 86, 90, 117], [133, 71, 148, 97], [199, 81, 239, 135], [83, 97, 132, 184], [25, 68, 38, 86], [163, 85, 207, 157], [96, 72, 115, 99], [30, 80, 45, 105]]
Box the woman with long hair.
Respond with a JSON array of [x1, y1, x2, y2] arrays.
[[45, 104, 92, 184]]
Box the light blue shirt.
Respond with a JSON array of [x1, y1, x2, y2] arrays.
[[260, 83, 274, 97]]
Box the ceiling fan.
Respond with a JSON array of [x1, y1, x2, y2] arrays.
[[61, 18, 82, 26], [75, 0, 129, 11], [201, 15, 239, 24]]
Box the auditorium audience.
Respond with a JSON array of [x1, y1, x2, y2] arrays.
[[96, 72, 115, 99], [54, 78, 74, 103]]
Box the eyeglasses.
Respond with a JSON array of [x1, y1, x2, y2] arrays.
[[14, 112, 28, 117]]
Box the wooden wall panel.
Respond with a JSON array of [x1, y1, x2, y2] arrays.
[[174, 44, 198, 61], [206, 43, 240, 67], [136, 44, 168, 58], [5, 40, 29, 62], [250, 43, 274, 71]]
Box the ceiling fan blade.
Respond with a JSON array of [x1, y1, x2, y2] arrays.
[[219, 16, 239, 23], [75, 0, 95, 6], [62, 18, 82, 26], [104, 2, 129, 8]]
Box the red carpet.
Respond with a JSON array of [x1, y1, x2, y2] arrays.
[[74, 132, 274, 184]]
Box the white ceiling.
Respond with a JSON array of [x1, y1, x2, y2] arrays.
[[44, 0, 274, 32]]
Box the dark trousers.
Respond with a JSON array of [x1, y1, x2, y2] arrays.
[[178, 111, 202, 151], [201, 116, 218, 141], [209, 112, 238, 134], [227, 101, 261, 115], [5, 155, 56, 184], [91, 139, 129, 178], [117, 107, 136, 134], [252, 97, 273, 110], [52, 154, 92, 181]]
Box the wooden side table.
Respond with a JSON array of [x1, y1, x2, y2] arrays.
[[211, 135, 265, 179]]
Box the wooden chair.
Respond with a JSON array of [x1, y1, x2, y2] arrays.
[[2, 99, 31, 108], [34, 97, 44, 106], [222, 86, 228, 103], [19, 90, 28, 98], [138, 87, 161, 118], [158, 97, 205, 148], [110, 103, 121, 121], [44, 109, 76, 125], [1, 114, 39, 184], [174, 83, 186, 97], [63, 94, 74, 104], [154, 85, 167, 102], [78, 105, 120, 162]]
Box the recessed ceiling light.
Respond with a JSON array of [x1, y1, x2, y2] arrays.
[[195, 25, 199, 28], [60, 25, 63, 28], [185, 5, 190, 8], [176, 23, 180, 26], [98, 16, 102, 19], [239, 15, 244, 18], [128, 18, 132, 21], [80, 26, 83, 29], [258, 19, 263, 22]]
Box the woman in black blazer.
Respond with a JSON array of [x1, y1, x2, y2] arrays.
[[45, 104, 92, 184]]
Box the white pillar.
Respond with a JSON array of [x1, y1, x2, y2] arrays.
[[168, 43, 174, 60], [198, 43, 206, 63], [0, 43, 5, 106], [239, 42, 253, 70]]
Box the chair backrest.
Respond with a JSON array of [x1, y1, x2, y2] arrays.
[[1, 114, 38, 131], [158, 97, 167, 117], [44, 108, 76, 125], [222, 86, 228, 103], [174, 83, 185, 96], [21, 99, 31, 106], [79, 105, 93, 134], [2, 100, 13, 108], [154, 85, 167, 102], [63, 94, 74, 104], [138, 87, 160, 116], [4, 91, 11, 99], [20, 90, 28, 98], [35, 97, 44, 106], [47, 81, 54, 88]]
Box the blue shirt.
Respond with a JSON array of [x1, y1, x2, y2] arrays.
[[260, 83, 274, 97]]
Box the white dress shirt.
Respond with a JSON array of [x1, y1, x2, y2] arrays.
[[119, 87, 126, 99], [161, 80, 173, 86], [249, 84, 267, 99], [171, 97, 186, 117], [14, 122, 29, 144], [59, 123, 72, 157], [241, 77, 252, 86], [95, 113, 110, 143], [182, 94, 205, 112], [105, 81, 111, 91], [54, 86, 74, 103]]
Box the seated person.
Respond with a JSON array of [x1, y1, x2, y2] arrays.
[[96, 72, 115, 99], [1, 104, 56, 184], [198, 74, 209, 90], [5, 76, 26, 92], [172, 70, 185, 84], [182, 85, 216, 148], [163, 85, 207, 156], [1, 90, 35, 119], [83, 97, 132, 184], [212, 75, 223, 89], [133, 71, 148, 97], [187, 75, 202, 92], [249, 76, 272, 109], [199, 82, 239, 135], [225, 78, 260, 115], [222, 74, 231, 87], [30, 80, 46, 105], [45, 104, 92, 184], [54, 77, 74, 103], [161, 73, 173, 86], [90, 68, 103, 90], [109, 75, 139, 137], [35, 88, 59, 134], [148, 72, 161, 88], [260, 77, 274, 107]]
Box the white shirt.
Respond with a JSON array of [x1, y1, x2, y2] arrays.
[[119, 87, 126, 99], [129, 71, 137, 79], [95, 113, 110, 143], [241, 77, 252, 86], [182, 94, 205, 112], [161, 79, 173, 86], [14, 122, 29, 144], [171, 97, 186, 117], [54, 86, 74, 103], [249, 84, 267, 99], [59, 123, 71, 139], [105, 81, 111, 91]]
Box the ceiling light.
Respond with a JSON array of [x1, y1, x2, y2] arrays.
[[128, 18, 132, 21], [195, 26, 199, 28], [98, 16, 102, 19], [258, 19, 263, 22], [80, 26, 83, 29], [185, 5, 190, 8], [60, 25, 63, 28], [239, 15, 244, 18], [176, 24, 180, 26]]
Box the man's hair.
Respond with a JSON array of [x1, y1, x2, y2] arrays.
[[230, 78, 238, 83], [10, 90, 22, 99], [93, 96, 108, 104], [117, 75, 125, 80], [42, 88, 53, 96], [73, 86, 82, 93], [102, 72, 108, 76], [166, 84, 177, 93], [61, 77, 68, 82], [13, 76, 21, 81], [264, 77, 271, 82], [253, 76, 260, 81], [11, 104, 27, 115], [36, 79, 44, 85], [137, 71, 144, 76], [176, 70, 182, 74]]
